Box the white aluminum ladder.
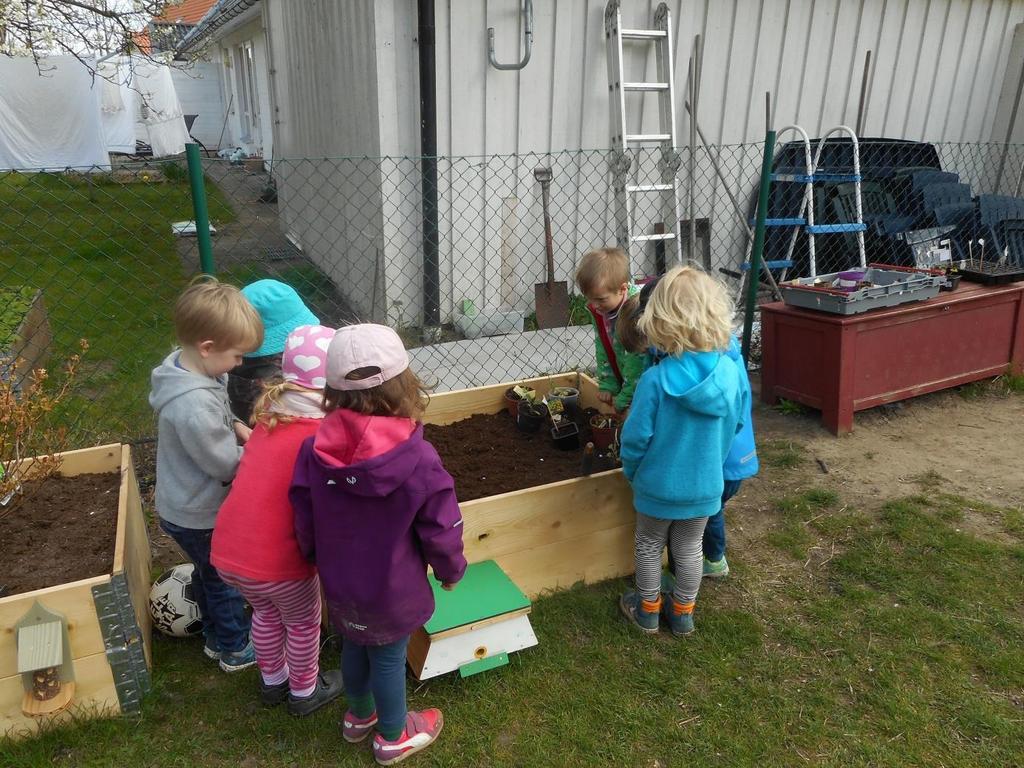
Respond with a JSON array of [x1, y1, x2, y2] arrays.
[[744, 124, 867, 278], [807, 125, 867, 274], [604, 0, 682, 272]]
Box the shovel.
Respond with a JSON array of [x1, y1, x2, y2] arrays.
[[533, 166, 570, 328]]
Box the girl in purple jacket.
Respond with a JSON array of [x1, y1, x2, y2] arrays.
[[290, 323, 466, 766]]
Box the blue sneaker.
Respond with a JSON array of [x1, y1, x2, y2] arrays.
[[662, 596, 696, 637], [619, 591, 661, 634], [203, 636, 220, 660], [219, 641, 257, 673], [702, 556, 729, 579]]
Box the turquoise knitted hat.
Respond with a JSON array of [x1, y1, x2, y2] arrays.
[[241, 280, 319, 357]]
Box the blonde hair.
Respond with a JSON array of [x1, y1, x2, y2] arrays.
[[174, 276, 263, 352], [638, 266, 733, 355], [251, 380, 306, 430], [616, 294, 647, 353], [576, 247, 630, 296], [322, 367, 430, 420]]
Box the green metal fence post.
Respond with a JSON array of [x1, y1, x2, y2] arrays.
[[741, 129, 777, 363], [185, 143, 215, 275]]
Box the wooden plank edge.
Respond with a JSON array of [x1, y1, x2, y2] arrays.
[[0, 575, 110, 608]]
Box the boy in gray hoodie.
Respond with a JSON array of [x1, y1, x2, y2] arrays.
[[150, 278, 263, 672]]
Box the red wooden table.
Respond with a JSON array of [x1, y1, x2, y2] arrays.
[[759, 280, 1024, 434]]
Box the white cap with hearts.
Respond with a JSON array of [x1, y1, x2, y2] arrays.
[[281, 325, 336, 390]]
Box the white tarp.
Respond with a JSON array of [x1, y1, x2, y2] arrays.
[[0, 56, 110, 171], [132, 59, 190, 157], [97, 59, 138, 155]]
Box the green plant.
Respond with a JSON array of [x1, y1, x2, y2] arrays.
[[999, 372, 1024, 394], [161, 161, 188, 183], [0, 285, 38, 349], [0, 339, 88, 516], [773, 398, 804, 415], [568, 293, 591, 326]]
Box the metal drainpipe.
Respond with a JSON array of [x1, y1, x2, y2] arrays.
[[418, 0, 441, 331]]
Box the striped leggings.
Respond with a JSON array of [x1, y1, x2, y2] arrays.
[[634, 513, 709, 605], [219, 571, 322, 694]]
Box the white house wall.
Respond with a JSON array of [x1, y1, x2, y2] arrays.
[[263, 0, 390, 321], [170, 60, 227, 149], [256, 0, 1024, 325], [423, 0, 1024, 321], [214, 17, 274, 159]]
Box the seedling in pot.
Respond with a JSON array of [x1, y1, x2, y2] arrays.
[[503, 384, 537, 417], [589, 413, 621, 451], [548, 385, 581, 421], [516, 401, 548, 434]]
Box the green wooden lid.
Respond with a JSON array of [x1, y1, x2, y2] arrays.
[[424, 560, 531, 634]]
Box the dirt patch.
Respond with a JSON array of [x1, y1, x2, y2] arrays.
[[717, 376, 1024, 590], [423, 411, 618, 502], [0, 473, 120, 597]]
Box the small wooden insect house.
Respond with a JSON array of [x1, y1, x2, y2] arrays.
[[407, 560, 538, 680], [15, 601, 75, 717]]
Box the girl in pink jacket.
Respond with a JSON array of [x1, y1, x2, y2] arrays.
[[212, 325, 344, 717]]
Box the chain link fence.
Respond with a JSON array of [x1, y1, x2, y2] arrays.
[[4, 139, 1024, 444]]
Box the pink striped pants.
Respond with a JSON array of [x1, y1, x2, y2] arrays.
[[219, 571, 322, 692]]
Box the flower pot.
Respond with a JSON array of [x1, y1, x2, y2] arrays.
[[516, 402, 548, 433], [502, 385, 535, 417], [589, 414, 621, 451], [548, 386, 580, 420], [551, 422, 580, 451]]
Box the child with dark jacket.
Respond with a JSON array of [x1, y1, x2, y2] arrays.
[[289, 324, 466, 766], [227, 279, 318, 423]]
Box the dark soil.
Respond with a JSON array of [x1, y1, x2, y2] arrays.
[[423, 410, 619, 502], [0, 473, 121, 597]]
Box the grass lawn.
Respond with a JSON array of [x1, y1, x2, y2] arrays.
[[0, 170, 233, 443], [3, 468, 1021, 767]]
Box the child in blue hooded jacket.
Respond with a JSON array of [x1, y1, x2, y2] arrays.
[[618, 279, 759, 579], [619, 266, 748, 637]]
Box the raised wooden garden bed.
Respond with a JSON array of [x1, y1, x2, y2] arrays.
[[423, 373, 634, 599], [0, 444, 151, 739], [0, 288, 51, 386]]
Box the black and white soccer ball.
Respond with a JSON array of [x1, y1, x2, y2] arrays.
[[149, 564, 204, 638]]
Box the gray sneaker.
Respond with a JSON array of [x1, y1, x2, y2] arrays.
[[287, 670, 344, 717], [260, 680, 290, 707], [619, 590, 661, 634]]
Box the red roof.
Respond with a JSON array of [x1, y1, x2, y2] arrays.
[[132, 28, 152, 54], [155, 0, 217, 26]]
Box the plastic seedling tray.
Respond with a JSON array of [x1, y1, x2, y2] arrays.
[[780, 264, 944, 315], [958, 260, 1024, 285]]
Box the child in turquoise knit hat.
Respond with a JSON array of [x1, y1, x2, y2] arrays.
[[228, 280, 318, 423]]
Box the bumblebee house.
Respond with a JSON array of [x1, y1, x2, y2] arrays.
[[407, 560, 537, 680], [0, 444, 151, 739]]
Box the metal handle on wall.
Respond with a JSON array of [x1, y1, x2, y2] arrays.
[[487, 0, 533, 71]]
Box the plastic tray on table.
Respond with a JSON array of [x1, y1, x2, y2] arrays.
[[779, 264, 945, 315]]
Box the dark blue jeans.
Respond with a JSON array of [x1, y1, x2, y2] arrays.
[[342, 636, 410, 739], [703, 479, 743, 562], [159, 519, 250, 654], [666, 480, 744, 573]]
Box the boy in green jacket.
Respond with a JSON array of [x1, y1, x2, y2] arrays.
[[576, 247, 647, 412]]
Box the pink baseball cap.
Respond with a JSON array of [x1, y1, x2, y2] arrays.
[[282, 325, 337, 390], [326, 324, 410, 390]]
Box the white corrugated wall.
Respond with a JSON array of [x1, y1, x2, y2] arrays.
[[433, 0, 1024, 153], [263, 0, 1024, 322]]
